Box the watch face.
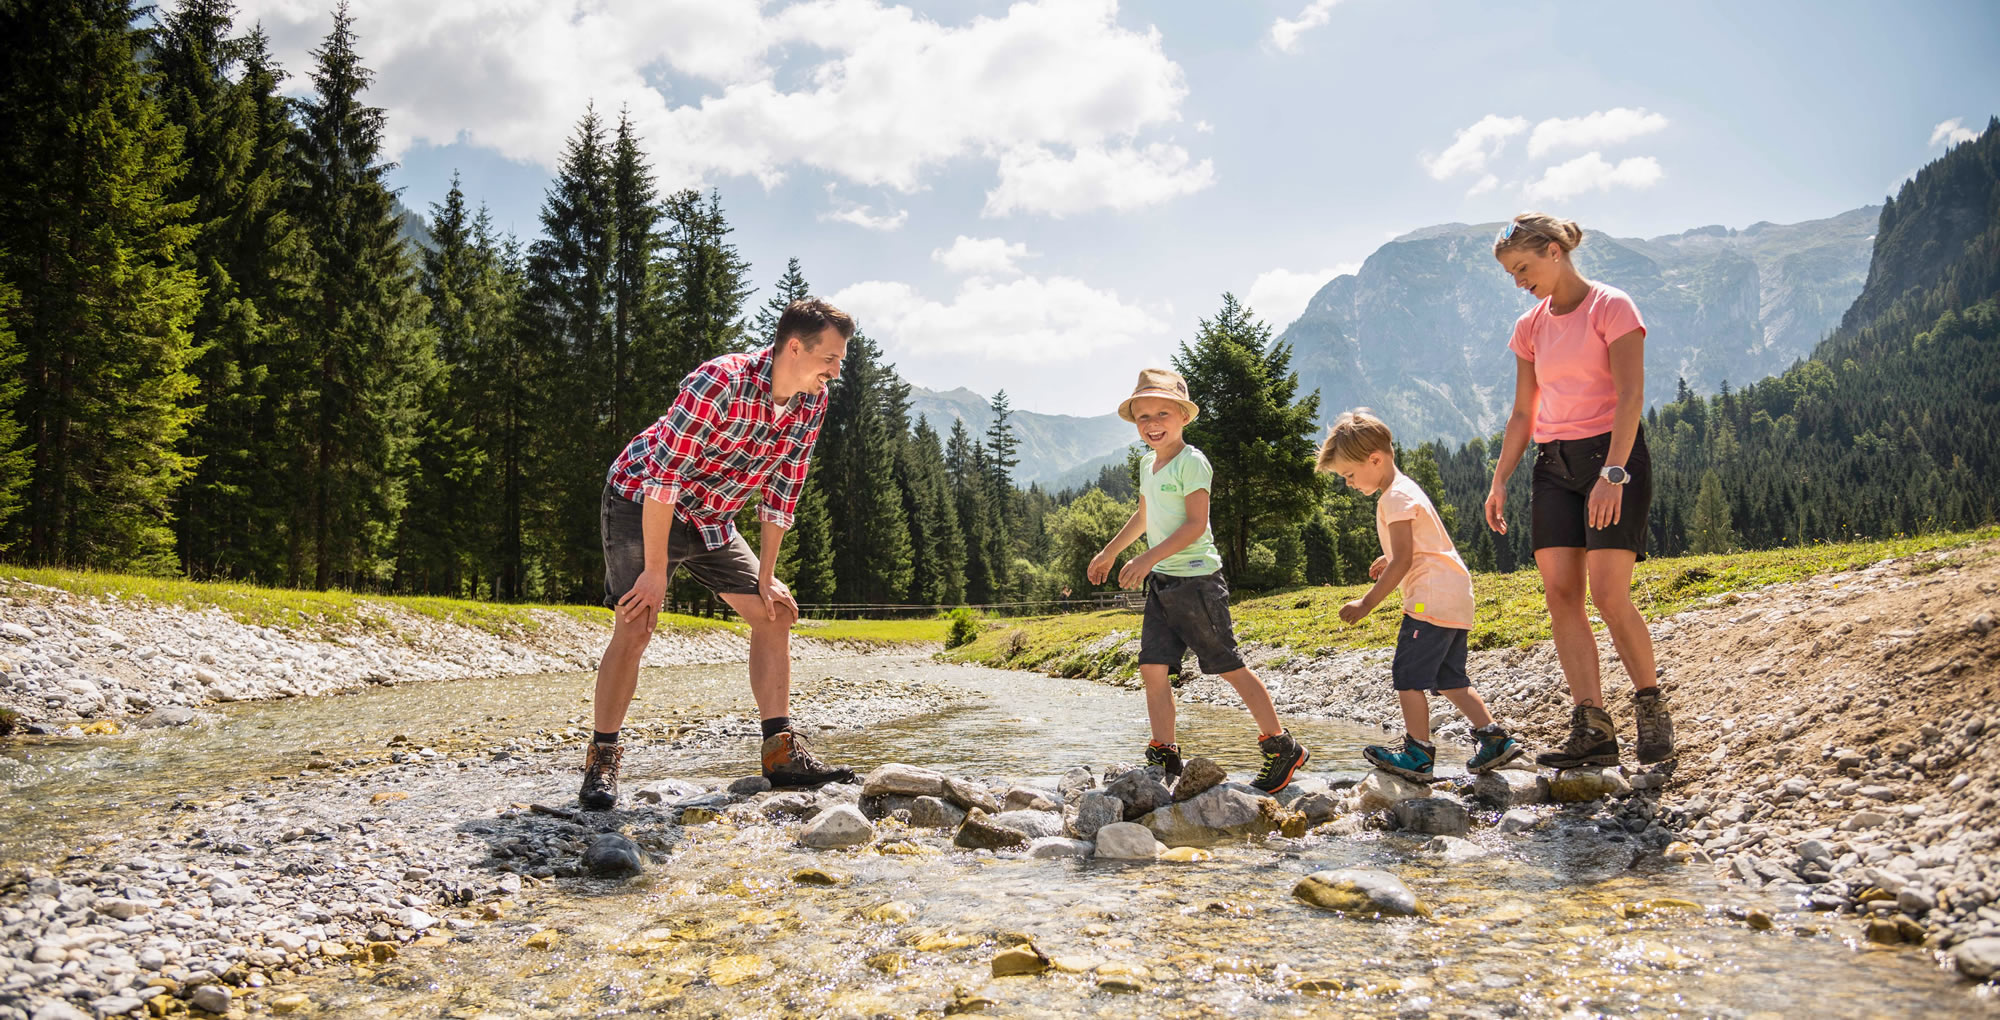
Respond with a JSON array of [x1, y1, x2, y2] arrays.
[[1605, 466, 1628, 484]]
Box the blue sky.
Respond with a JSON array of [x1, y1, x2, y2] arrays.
[[238, 0, 2000, 417]]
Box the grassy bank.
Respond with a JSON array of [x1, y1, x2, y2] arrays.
[[942, 529, 2000, 680], [0, 566, 948, 646]]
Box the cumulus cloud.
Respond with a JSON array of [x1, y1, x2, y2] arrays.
[[1466, 173, 1499, 197], [1522, 152, 1663, 201], [933, 236, 1034, 276], [237, 0, 1202, 215], [1270, 0, 1346, 53], [1246, 264, 1361, 330], [830, 275, 1164, 361], [1931, 118, 1978, 147], [983, 143, 1215, 217], [820, 201, 908, 231], [1527, 108, 1669, 158], [1423, 115, 1527, 181]]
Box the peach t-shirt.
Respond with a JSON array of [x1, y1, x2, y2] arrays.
[[1376, 472, 1474, 630], [1507, 283, 1646, 442]]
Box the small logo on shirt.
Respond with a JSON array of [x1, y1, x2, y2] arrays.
[[1160, 483, 1179, 492]]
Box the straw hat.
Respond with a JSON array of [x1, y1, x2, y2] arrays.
[[1117, 367, 1200, 423]]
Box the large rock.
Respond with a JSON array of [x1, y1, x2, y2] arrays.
[[909, 796, 967, 829], [1952, 937, 2000, 980], [1472, 769, 1548, 808], [1171, 757, 1229, 803], [1354, 770, 1434, 812], [581, 834, 644, 879], [1105, 770, 1172, 820], [1071, 791, 1125, 840], [1027, 837, 1094, 859], [987, 809, 1063, 838], [1004, 786, 1061, 812], [943, 776, 1001, 814], [1292, 869, 1427, 918], [1058, 766, 1097, 803], [756, 791, 821, 819], [954, 809, 1030, 850], [1139, 783, 1291, 846], [1094, 822, 1164, 859], [862, 764, 948, 798], [1392, 797, 1470, 837], [632, 778, 706, 804], [1497, 808, 1541, 833], [800, 805, 875, 849], [859, 793, 920, 821], [1547, 768, 1630, 803], [991, 943, 1051, 976], [1295, 792, 1344, 824]]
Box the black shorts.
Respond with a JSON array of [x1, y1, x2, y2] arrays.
[[1138, 571, 1246, 677], [1529, 428, 1652, 561], [1391, 616, 1470, 692], [600, 484, 762, 607]]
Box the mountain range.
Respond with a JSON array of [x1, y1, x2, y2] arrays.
[[903, 386, 1137, 489]]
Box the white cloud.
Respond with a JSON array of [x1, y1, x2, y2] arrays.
[[933, 236, 1034, 276], [1522, 152, 1663, 201], [1246, 264, 1361, 330], [819, 201, 908, 231], [983, 143, 1215, 217], [1271, 0, 1346, 53], [238, 0, 1201, 216], [1194, 120, 1214, 133], [1423, 115, 1527, 180], [1931, 118, 1978, 147], [1466, 173, 1499, 197], [1527, 108, 1669, 158], [830, 275, 1165, 361]]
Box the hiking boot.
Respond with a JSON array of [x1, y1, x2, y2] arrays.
[[578, 741, 623, 811], [1251, 731, 1311, 793], [1363, 735, 1435, 782], [1633, 686, 1677, 764], [1466, 724, 1524, 774], [1535, 705, 1620, 769], [1145, 741, 1184, 779], [761, 730, 856, 789]]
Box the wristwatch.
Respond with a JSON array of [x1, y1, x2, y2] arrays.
[[1600, 465, 1630, 485]]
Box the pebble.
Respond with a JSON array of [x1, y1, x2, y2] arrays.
[[190, 985, 231, 1013]]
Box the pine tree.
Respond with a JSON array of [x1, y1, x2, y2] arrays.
[[748, 257, 812, 350], [607, 109, 666, 445], [662, 188, 752, 387], [900, 416, 966, 605], [0, 278, 27, 548], [946, 418, 994, 603], [818, 331, 913, 604], [780, 475, 837, 605], [0, 0, 202, 569], [1689, 468, 1737, 554], [982, 391, 1020, 596], [1302, 513, 1341, 585]]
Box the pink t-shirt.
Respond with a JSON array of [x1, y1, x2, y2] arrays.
[[1507, 283, 1646, 442], [1376, 472, 1474, 630]]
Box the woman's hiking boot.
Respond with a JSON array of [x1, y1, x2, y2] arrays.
[[578, 741, 623, 811], [1251, 731, 1311, 793], [1145, 741, 1184, 780], [762, 730, 856, 789], [1466, 724, 1524, 774], [1633, 686, 1677, 764], [1363, 735, 1435, 782], [1535, 705, 1620, 769]]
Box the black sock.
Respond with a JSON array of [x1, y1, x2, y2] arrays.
[[592, 730, 619, 745], [761, 716, 791, 739]]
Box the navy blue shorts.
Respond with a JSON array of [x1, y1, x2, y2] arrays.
[[1390, 615, 1470, 692]]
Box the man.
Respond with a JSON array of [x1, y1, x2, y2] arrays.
[[580, 298, 856, 810]]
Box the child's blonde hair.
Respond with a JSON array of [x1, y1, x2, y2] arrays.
[[1317, 409, 1394, 471]]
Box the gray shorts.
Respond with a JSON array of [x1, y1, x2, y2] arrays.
[[1390, 615, 1471, 692], [1138, 571, 1245, 677], [600, 484, 761, 607]]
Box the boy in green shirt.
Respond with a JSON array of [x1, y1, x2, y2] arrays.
[[1089, 368, 1311, 792]]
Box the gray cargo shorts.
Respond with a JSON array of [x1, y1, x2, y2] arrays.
[[600, 484, 761, 607]]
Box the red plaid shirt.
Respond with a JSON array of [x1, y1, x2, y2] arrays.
[[606, 348, 828, 549]]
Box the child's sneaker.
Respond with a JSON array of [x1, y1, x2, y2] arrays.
[[1535, 705, 1620, 769], [1363, 735, 1435, 782], [1466, 724, 1523, 774], [1145, 741, 1184, 779], [1251, 731, 1310, 793], [1633, 687, 1676, 764]]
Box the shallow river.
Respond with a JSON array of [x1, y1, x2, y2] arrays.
[[3, 655, 1991, 1018]]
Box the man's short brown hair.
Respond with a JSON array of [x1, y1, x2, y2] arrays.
[[774, 298, 855, 349], [1317, 408, 1395, 471]]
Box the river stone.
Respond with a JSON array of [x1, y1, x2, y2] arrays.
[[991, 943, 1050, 976], [134, 706, 199, 729], [1422, 835, 1492, 862], [1952, 937, 2000, 980], [987, 809, 1063, 838], [861, 763, 948, 798], [1292, 869, 1427, 918], [801, 805, 875, 849], [633, 779, 705, 804], [1473, 769, 1548, 807], [190, 986, 232, 1014], [910, 796, 967, 829], [943, 776, 1001, 813], [1393, 797, 1470, 837], [1296, 791, 1343, 824], [94, 897, 151, 920], [1094, 822, 1164, 859], [728, 776, 773, 796], [1027, 837, 1094, 859], [757, 791, 821, 819], [1498, 808, 1541, 833], [1354, 770, 1433, 812], [1172, 757, 1229, 803], [0, 622, 33, 641], [1058, 765, 1097, 803], [582, 833, 644, 878], [1004, 786, 1061, 812], [859, 793, 920, 821], [1140, 783, 1288, 846], [955, 808, 1030, 850], [91, 998, 145, 1019], [31, 1004, 91, 1020], [1106, 770, 1172, 820], [1071, 791, 1124, 840], [1547, 768, 1630, 803]]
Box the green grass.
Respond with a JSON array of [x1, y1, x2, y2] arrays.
[[941, 528, 2000, 681]]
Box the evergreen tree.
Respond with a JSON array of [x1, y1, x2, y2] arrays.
[[748, 256, 811, 350], [899, 416, 965, 605], [1400, 443, 1458, 535], [1689, 468, 1737, 554], [607, 109, 666, 444], [0, 278, 27, 548], [0, 0, 201, 569], [486, 229, 532, 598], [946, 418, 994, 603], [1302, 513, 1341, 585], [780, 474, 837, 605], [982, 391, 1019, 595], [817, 331, 913, 605], [662, 188, 752, 386]]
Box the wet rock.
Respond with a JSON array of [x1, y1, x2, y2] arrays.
[[859, 793, 921, 821], [954, 808, 1030, 850], [581, 833, 644, 878], [728, 776, 772, 796], [943, 776, 1001, 814], [1952, 937, 2000, 980], [1547, 768, 1630, 803], [991, 942, 1050, 976], [1392, 797, 1470, 837], [1027, 837, 1093, 859], [1159, 845, 1214, 862], [1293, 868, 1427, 918], [1354, 770, 1433, 812], [986, 808, 1063, 838], [791, 867, 848, 886], [133, 706, 198, 729], [1003, 786, 1060, 812], [757, 790, 821, 819], [1094, 822, 1164, 859], [1498, 808, 1541, 833], [1864, 916, 1924, 944], [1171, 757, 1229, 802], [909, 796, 968, 829], [1140, 783, 1289, 846], [1071, 791, 1124, 840], [801, 805, 875, 849], [190, 985, 232, 1013], [1421, 835, 1491, 862], [1057, 765, 1097, 803], [861, 763, 948, 798], [1473, 769, 1548, 808], [1296, 791, 1343, 824], [1105, 770, 1172, 820], [632, 778, 705, 804]]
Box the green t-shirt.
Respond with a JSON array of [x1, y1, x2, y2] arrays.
[[1141, 445, 1224, 577]]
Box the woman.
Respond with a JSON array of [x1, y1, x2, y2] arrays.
[[1482, 212, 1675, 769]]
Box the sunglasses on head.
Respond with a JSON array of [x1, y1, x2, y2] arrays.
[[1495, 221, 1539, 245]]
